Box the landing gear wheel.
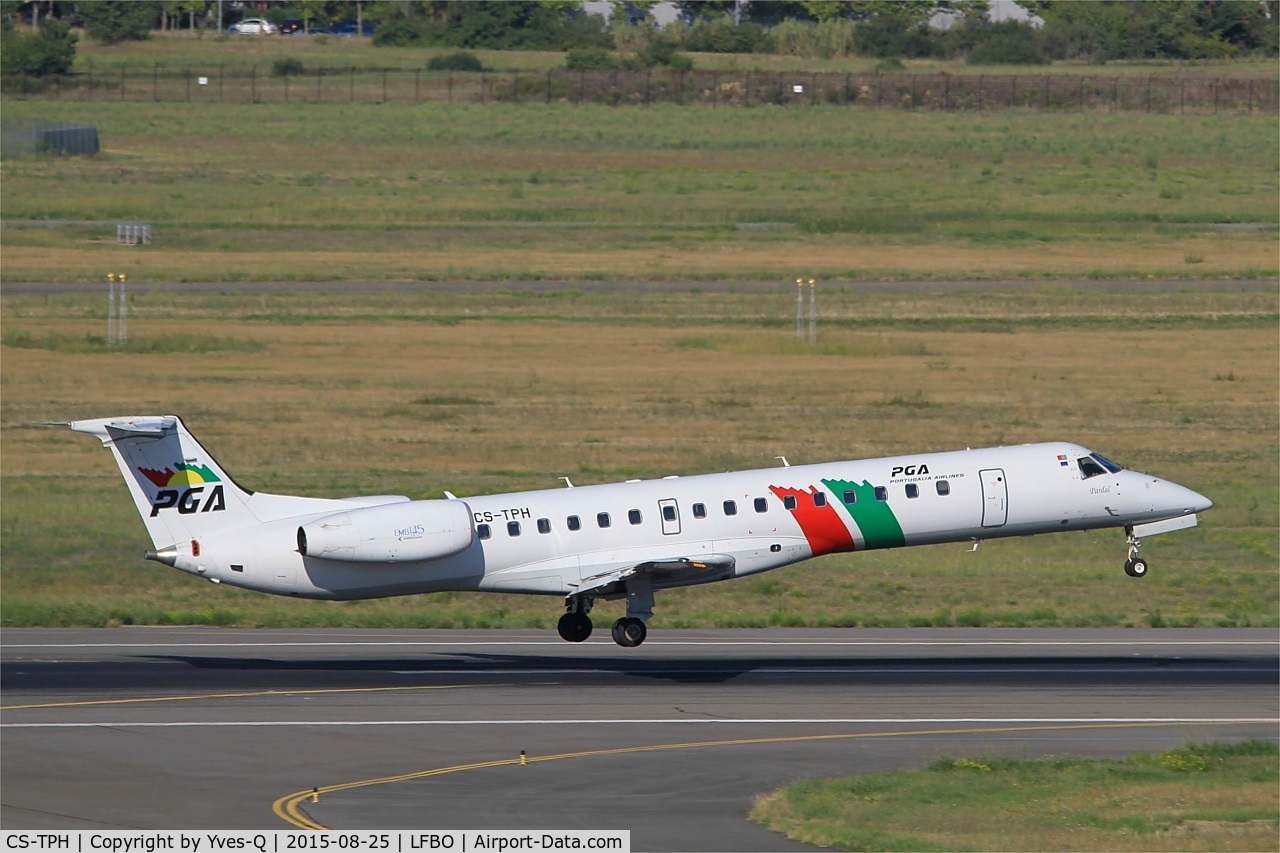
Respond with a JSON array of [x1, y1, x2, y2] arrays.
[[1124, 557, 1149, 578], [557, 611, 593, 643], [611, 617, 647, 648]]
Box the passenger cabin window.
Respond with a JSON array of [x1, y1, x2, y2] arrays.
[[567, 515, 581, 531], [597, 512, 611, 528], [477, 524, 491, 540], [905, 484, 919, 499], [662, 505, 677, 522], [783, 495, 798, 510], [692, 503, 707, 519], [537, 518, 551, 534], [507, 521, 521, 537], [1077, 456, 1108, 479], [842, 489, 857, 504], [723, 500, 737, 516], [754, 497, 768, 513], [813, 492, 826, 507], [874, 486, 888, 502], [628, 509, 643, 525], [936, 480, 950, 496]]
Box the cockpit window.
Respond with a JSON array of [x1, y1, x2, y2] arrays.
[[1077, 456, 1108, 479], [1090, 452, 1123, 473]]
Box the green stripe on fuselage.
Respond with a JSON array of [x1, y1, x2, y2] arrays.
[[822, 478, 906, 549]]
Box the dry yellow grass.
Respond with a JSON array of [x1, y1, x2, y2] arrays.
[[1, 234, 1274, 282], [3, 287, 1275, 628]]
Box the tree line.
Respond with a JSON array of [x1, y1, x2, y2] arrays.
[[3, 1, 1276, 86]]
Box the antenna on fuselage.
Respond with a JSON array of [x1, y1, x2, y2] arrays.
[[775, 456, 790, 467], [559, 477, 575, 488]]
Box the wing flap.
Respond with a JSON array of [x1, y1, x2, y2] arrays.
[[571, 554, 735, 596]]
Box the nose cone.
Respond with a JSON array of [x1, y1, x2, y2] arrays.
[[1165, 480, 1212, 514], [1188, 487, 1213, 514]]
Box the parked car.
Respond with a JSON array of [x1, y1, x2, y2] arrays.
[[278, 19, 304, 35], [330, 20, 375, 36], [228, 18, 277, 34]]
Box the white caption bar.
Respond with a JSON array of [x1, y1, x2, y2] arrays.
[[1, 832, 629, 853]]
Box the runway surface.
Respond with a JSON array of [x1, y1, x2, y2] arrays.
[[2, 627, 1276, 849]]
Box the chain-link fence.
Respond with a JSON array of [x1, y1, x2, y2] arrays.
[[0, 117, 99, 158], [5, 67, 1274, 114]]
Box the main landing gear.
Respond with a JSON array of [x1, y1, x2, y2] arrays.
[[560, 573, 656, 647], [1123, 526, 1149, 578]]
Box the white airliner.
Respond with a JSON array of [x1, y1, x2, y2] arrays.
[[61, 415, 1211, 647]]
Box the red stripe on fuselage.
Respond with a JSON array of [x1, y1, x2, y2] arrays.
[[769, 485, 856, 556]]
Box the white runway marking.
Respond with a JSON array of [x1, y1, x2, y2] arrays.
[[4, 640, 1276, 649], [5, 717, 1276, 729]]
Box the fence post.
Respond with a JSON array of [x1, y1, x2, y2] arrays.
[[1247, 79, 1253, 114], [943, 73, 950, 109], [185, 65, 190, 102], [810, 72, 816, 105], [349, 66, 354, 103], [448, 73, 453, 103], [1179, 79, 1184, 114], [120, 66, 126, 101], [611, 69, 618, 106], [482, 71, 487, 105], [1077, 75, 1084, 110], [712, 71, 717, 109], [546, 69, 552, 104], [1145, 76, 1151, 112], [1212, 77, 1218, 114], [844, 71, 850, 106], [251, 64, 257, 104], [284, 72, 289, 103], [911, 74, 917, 108], [317, 67, 323, 102], [744, 70, 750, 107], [219, 65, 223, 101], [1043, 75, 1049, 109], [415, 68, 420, 104], [977, 74, 982, 111], [154, 63, 159, 101], [382, 69, 387, 103], [1011, 75, 1017, 107], [87, 66, 93, 99], [577, 70, 583, 104], [1112, 76, 1117, 112]]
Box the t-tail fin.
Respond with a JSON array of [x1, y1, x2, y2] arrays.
[[61, 415, 257, 549]]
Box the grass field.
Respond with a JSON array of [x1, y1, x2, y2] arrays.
[[2, 100, 1276, 283], [2, 45, 1276, 629], [750, 740, 1279, 852], [1, 285, 1275, 629]]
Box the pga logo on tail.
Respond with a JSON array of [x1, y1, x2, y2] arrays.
[[139, 462, 227, 517]]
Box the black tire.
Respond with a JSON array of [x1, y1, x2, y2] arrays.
[[1127, 557, 1149, 578], [611, 617, 647, 648], [557, 611, 592, 642]]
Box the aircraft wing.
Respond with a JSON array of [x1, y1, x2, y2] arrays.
[[570, 554, 736, 597]]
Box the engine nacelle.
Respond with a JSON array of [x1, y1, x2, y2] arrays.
[[297, 499, 473, 563]]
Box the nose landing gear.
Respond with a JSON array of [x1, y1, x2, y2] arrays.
[[1123, 526, 1148, 578]]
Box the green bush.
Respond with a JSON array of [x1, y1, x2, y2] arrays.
[[80, 1, 157, 45], [271, 57, 305, 77], [373, 17, 428, 47], [565, 47, 617, 71], [426, 51, 485, 72], [966, 21, 1047, 65], [1, 19, 78, 80], [684, 17, 774, 54]]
